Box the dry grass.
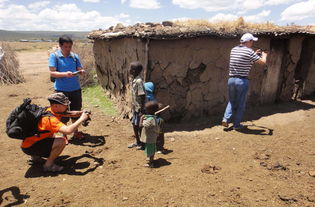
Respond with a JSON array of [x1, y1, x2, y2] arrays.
[[174, 17, 304, 33], [72, 42, 97, 87], [7, 41, 56, 52], [0, 42, 24, 85]]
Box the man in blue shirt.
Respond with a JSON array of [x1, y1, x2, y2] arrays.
[[48, 35, 86, 139]]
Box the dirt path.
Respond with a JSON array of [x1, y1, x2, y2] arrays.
[[0, 51, 314, 207]]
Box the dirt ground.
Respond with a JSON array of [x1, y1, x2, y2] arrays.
[[0, 50, 314, 207]]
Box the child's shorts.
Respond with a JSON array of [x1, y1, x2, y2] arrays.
[[145, 143, 156, 157], [131, 111, 141, 126]]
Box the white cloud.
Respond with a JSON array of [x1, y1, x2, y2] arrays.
[[209, 13, 238, 22], [244, 10, 271, 22], [172, 0, 267, 12], [172, 0, 299, 12], [266, 0, 295, 5], [281, 0, 315, 21], [242, 0, 264, 10], [0, 3, 131, 31], [82, 0, 101, 2], [117, 13, 130, 18], [209, 10, 271, 23], [28, 1, 50, 10], [0, 0, 7, 8], [171, 17, 191, 22], [172, 0, 237, 12], [124, 0, 161, 9]]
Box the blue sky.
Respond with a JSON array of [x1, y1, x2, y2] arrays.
[[0, 0, 314, 31]]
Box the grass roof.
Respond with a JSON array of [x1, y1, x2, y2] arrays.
[[88, 18, 315, 40]]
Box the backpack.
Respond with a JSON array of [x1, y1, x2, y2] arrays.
[[6, 98, 53, 140], [50, 51, 78, 82]]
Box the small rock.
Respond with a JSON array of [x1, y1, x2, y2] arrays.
[[272, 162, 288, 171], [309, 171, 315, 177], [170, 138, 175, 142], [122, 197, 128, 201], [162, 21, 173, 27], [278, 195, 297, 203], [254, 152, 270, 160], [115, 23, 125, 30], [201, 164, 221, 174], [215, 137, 220, 140]]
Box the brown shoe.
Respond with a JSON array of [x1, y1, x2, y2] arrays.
[[222, 121, 229, 128]]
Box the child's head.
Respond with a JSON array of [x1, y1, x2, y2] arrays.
[[129, 61, 143, 77], [144, 82, 154, 93], [145, 101, 159, 115]]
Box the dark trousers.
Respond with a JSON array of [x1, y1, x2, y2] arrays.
[[56, 89, 82, 123]]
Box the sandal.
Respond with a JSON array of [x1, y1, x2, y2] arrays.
[[43, 164, 64, 172], [73, 131, 86, 140]]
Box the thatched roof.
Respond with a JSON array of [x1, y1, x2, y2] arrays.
[[88, 20, 315, 40]]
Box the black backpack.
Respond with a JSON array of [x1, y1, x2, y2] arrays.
[[6, 98, 53, 140]]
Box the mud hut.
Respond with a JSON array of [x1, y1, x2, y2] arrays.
[[88, 21, 315, 121]]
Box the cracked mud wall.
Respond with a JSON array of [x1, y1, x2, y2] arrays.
[[93, 38, 146, 116], [93, 35, 315, 121], [145, 37, 284, 120], [147, 37, 232, 120]]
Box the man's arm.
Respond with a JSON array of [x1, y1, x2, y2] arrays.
[[50, 67, 73, 78], [58, 112, 89, 135], [48, 52, 74, 78], [256, 52, 267, 65]]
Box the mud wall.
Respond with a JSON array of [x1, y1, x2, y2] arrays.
[[299, 38, 315, 96], [92, 35, 314, 121], [93, 38, 146, 116]]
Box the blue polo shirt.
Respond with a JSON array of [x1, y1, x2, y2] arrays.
[[48, 50, 83, 92]]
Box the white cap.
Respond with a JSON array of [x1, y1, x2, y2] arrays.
[[240, 33, 258, 43]]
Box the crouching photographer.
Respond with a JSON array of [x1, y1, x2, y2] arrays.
[[20, 92, 91, 172]]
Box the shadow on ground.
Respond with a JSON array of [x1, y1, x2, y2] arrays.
[[0, 186, 30, 207], [69, 135, 107, 147], [164, 99, 315, 133], [153, 158, 171, 168], [24, 153, 104, 178], [224, 124, 273, 135]]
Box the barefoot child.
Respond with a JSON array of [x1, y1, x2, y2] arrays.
[[144, 82, 166, 154], [140, 101, 160, 167], [128, 61, 146, 149]]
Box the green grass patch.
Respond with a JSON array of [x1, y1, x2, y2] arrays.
[[82, 85, 117, 116]]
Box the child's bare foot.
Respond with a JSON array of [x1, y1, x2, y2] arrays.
[[143, 162, 154, 168]]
